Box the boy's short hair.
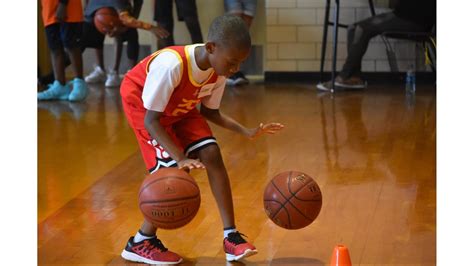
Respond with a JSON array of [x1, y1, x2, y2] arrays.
[[207, 14, 251, 50]]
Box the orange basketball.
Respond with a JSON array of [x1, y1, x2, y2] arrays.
[[93, 7, 125, 35], [139, 168, 201, 229], [263, 171, 322, 229]]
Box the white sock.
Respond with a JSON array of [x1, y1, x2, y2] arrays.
[[133, 230, 155, 243], [224, 227, 237, 238]]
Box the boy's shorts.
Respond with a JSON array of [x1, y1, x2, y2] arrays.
[[224, 0, 257, 17], [121, 77, 217, 173], [81, 21, 105, 49], [45, 22, 83, 50]]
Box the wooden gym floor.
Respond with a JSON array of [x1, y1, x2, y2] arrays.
[[38, 82, 436, 265]]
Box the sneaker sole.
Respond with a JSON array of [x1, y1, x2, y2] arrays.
[[233, 78, 249, 86], [334, 81, 366, 89], [226, 249, 258, 261], [316, 83, 331, 91], [121, 250, 183, 265]]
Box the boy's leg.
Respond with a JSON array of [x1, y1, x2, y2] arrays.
[[62, 22, 88, 101], [82, 21, 107, 83], [45, 23, 66, 85], [176, 113, 257, 261], [119, 78, 182, 264], [112, 36, 123, 72], [105, 36, 123, 87], [38, 23, 70, 100], [194, 144, 257, 261], [195, 144, 235, 228], [50, 48, 66, 85], [62, 22, 84, 79]]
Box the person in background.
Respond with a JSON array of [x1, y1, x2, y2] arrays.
[[317, 0, 436, 91], [103, 0, 143, 87], [224, 0, 257, 86], [153, 0, 203, 50], [83, 0, 169, 86], [38, 0, 88, 101]]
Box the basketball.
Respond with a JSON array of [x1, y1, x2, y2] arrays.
[[93, 7, 125, 35], [263, 171, 322, 229], [138, 168, 201, 229]]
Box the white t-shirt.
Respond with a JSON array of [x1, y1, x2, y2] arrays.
[[142, 44, 226, 112]]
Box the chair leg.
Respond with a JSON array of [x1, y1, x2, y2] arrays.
[[330, 0, 340, 93], [320, 0, 331, 83]]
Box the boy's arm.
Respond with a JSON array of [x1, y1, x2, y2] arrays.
[[118, 10, 169, 39], [144, 110, 205, 170], [56, 0, 68, 22], [200, 105, 284, 139]]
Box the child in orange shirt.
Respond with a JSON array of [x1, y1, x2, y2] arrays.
[[38, 0, 88, 101]]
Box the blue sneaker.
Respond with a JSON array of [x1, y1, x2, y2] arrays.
[[68, 78, 88, 102], [37, 80, 70, 101]]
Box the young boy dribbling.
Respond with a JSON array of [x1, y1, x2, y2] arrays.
[[120, 14, 284, 264]]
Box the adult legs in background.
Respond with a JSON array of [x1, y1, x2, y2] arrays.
[[341, 12, 425, 80], [224, 0, 256, 86], [154, 0, 175, 49], [107, 28, 139, 87], [175, 0, 203, 43]]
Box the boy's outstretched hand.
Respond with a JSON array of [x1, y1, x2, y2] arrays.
[[150, 25, 170, 39], [177, 158, 205, 171], [247, 122, 285, 140]]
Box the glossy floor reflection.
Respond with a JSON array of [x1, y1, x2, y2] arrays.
[[38, 83, 436, 265]]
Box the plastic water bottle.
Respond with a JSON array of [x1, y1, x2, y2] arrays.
[[405, 66, 416, 93], [405, 66, 416, 107]]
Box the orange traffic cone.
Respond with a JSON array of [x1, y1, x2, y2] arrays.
[[330, 244, 352, 266]]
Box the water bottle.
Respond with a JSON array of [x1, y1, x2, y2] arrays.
[[405, 66, 416, 107], [405, 66, 416, 93]]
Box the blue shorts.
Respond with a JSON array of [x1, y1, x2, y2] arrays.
[[44, 22, 82, 51], [224, 0, 257, 17]]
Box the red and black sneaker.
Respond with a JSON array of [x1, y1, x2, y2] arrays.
[[223, 231, 258, 261], [121, 236, 182, 265]]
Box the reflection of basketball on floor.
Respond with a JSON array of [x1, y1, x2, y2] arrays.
[[139, 168, 201, 229], [263, 171, 322, 229]]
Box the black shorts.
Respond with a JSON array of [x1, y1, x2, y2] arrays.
[[44, 22, 83, 50], [154, 0, 199, 21], [81, 21, 105, 49]]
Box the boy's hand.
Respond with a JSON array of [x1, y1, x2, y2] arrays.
[[56, 3, 67, 22], [177, 158, 205, 171], [107, 25, 126, 38], [247, 122, 285, 140], [150, 25, 170, 39]]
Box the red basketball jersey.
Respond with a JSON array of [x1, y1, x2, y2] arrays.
[[122, 45, 219, 118]]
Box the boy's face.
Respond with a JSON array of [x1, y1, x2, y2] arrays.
[[206, 42, 250, 77]]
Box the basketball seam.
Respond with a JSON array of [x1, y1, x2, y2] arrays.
[[142, 211, 198, 225], [268, 172, 315, 223], [139, 194, 200, 204], [292, 181, 323, 202], [139, 176, 199, 198], [286, 174, 319, 222], [269, 201, 291, 229]]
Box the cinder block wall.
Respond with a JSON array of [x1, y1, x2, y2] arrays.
[[265, 0, 430, 73]]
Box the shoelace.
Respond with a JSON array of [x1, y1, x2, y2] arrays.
[[226, 231, 248, 245]]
